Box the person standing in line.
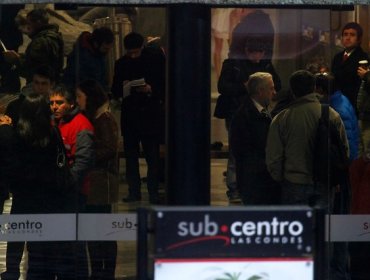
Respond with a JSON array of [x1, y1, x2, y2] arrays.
[[216, 41, 281, 202], [266, 70, 348, 206], [331, 22, 368, 110], [63, 26, 114, 93], [111, 32, 165, 204], [2, 93, 71, 279], [1, 66, 55, 280], [230, 72, 281, 205], [6, 65, 55, 125], [76, 79, 118, 280], [3, 8, 64, 84], [49, 85, 95, 279], [315, 72, 354, 280]]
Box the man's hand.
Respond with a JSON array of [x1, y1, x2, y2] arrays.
[[2, 50, 20, 63], [136, 84, 152, 93], [357, 66, 369, 79], [0, 114, 12, 126]]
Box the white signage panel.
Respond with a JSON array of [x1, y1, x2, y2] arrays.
[[154, 258, 314, 280], [329, 215, 370, 242], [0, 214, 76, 241], [78, 213, 137, 241]]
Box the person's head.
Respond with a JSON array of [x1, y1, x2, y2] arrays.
[[49, 85, 76, 122], [91, 27, 114, 55], [76, 79, 108, 122], [315, 72, 336, 96], [341, 22, 363, 51], [124, 32, 144, 58], [245, 40, 266, 63], [32, 66, 55, 96], [17, 93, 52, 148], [26, 9, 49, 37], [246, 72, 275, 106], [289, 70, 315, 98]]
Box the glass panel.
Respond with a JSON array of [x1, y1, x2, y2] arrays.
[[210, 6, 370, 280], [0, 4, 167, 279]]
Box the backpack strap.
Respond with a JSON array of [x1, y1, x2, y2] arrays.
[[322, 103, 329, 123]]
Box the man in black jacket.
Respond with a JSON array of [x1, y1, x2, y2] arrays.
[[230, 72, 280, 205], [111, 32, 165, 204], [332, 22, 369, 110], [216, 40, 281, 202]]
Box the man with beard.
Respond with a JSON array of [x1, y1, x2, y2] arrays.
[[3, 8, 64, 84], [111, 32, 165, 204], [63, 26, 114, 92]]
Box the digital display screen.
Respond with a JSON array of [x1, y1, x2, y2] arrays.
[[154, 258, 314, 280]]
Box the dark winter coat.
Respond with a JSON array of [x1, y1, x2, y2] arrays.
[[111, 48, 165, 137], [331, 46, 369, 109], [21, 24, 64, 83], [230, 97, 280, 205], [9, 127, 70, 213], [63, 31, 109, 92], [87, 110, 119, 205]]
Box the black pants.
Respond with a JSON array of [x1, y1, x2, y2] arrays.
[[123, 125, 160, 199], [85, 204, 117, 280]]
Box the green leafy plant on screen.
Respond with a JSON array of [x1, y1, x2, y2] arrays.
[[215, 272, 265, 280]]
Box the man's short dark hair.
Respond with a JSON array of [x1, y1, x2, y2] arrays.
[[342, 22, 363, 43], [315, 72, 336, 95], [51, 84, 76, 105], [289, 70, 315, 98], [27, 9, 49, 25], [91, 27, 114, 47], [124, 32, 144, 50], [33, 65, 55, 83]]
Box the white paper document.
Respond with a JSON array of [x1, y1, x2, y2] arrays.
[[123, 78, 146, 98]]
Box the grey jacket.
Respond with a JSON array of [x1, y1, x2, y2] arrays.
[[357, 76, 370, 121], [266, 93, 348, 185]]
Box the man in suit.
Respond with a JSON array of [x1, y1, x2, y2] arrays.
[[332, 22, 368, 110], [230, 72, 280, 205]]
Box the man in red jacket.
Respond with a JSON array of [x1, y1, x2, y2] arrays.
[[49, 85, 94, 279]]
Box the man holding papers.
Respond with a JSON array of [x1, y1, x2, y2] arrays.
[[111, 32, 165, 204]]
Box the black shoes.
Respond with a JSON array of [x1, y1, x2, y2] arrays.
[[122, 195, 141, 203], [226, 190, 241, 203]]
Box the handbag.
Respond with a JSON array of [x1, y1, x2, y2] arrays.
[[53, 126, 76, 193]]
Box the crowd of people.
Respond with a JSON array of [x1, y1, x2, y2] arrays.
[[0, 6, 165, 280], [213, 11, 370, 280], [2, 5, 370, 280]]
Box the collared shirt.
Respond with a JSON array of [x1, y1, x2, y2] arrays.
[[251, 98, 266, 113]]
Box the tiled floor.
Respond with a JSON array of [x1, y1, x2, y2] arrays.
[[0, 158, 235, 279]]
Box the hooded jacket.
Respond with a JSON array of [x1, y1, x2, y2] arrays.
[[63, 31, 109, 92], [21, 24, 64, 83]]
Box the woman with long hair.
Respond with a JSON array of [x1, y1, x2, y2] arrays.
[[76, 79, 119, 280], [7, 93, 70, 279]]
